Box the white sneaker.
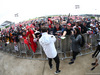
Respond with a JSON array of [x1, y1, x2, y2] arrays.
[[54, 70, 61, 74]]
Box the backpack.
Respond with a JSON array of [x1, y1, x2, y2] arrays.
[[80, 35, 85, 47]]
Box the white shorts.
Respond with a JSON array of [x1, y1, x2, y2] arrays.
[[96, 52, 100, 59], [96, 52, 100, 64], [97, 58, 100, 64]]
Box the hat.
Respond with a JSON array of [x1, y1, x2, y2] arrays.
[[67, 23, 71, 26], [20, 25, 22, 27]]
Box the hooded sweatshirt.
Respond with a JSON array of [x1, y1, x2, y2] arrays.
[[39, 32, 57, 58]]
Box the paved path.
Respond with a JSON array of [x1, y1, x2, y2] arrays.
[[0, 52, 99, 75]]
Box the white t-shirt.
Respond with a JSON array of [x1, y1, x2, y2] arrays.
[[39, 32, 57, 58]]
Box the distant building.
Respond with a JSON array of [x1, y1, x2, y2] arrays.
[[0, 21, 14, 30]]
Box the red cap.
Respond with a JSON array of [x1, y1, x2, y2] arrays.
[[67, 23, 71, 26], [20, 25, 22, 27]]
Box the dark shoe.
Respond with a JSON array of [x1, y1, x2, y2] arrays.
[[91, 67, 95, 71], [50, 66, 53, 70], [69, 61, 74, 65], [91, 63, 96, 66], [54, 70, 61, 74], [92, 54, 95, 58]]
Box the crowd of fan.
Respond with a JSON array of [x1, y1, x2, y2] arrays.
[[0, 16, 100, 47]]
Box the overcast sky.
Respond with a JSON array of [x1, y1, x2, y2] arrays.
[[0, 0, 100, 24]]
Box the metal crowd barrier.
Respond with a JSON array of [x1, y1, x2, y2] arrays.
[[0, 33, 99, 60]]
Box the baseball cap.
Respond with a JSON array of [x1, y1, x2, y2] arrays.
[[67, 23, 71, 26]]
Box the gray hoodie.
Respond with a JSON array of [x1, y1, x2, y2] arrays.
[[70, 34, 82, 52]]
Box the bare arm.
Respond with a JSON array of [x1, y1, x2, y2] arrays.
[[62, 31, 67, 37]]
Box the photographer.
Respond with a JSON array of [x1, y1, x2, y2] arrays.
[[69, 27, 82, 64], [39, 27, 61, 74], [91, 39, 100, 70]]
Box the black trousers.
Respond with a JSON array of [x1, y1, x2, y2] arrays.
[[72, 51, 79, 60], [92, 45, 100, 57], [48, 55, 60, 71]]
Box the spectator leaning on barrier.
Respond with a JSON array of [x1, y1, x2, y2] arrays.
[[61, 23, 67, 34], [69, 27, 82, 65], [61, 21, 67, 33], [53, 22, 62, 35], [39, 27, 61, 74], [62, 23, 73, 36], [26, 25, 37, 53], [81, 22, 88, 34]]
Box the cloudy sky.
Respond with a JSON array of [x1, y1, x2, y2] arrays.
[[0, 0, 100, 24]]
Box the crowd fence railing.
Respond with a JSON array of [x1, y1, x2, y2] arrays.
[[0, 33, 100, 60]]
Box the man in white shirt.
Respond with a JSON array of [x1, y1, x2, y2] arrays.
[[39, 27, 61, 74]]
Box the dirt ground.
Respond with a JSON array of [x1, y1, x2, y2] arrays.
[[0, 52, 99, 75]]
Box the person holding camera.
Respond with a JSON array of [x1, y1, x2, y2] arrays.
[[91, 52, 100, 71], [69, 27, 82, 64], [91, 39, 100, 71], [39, 27, 61, 74]]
